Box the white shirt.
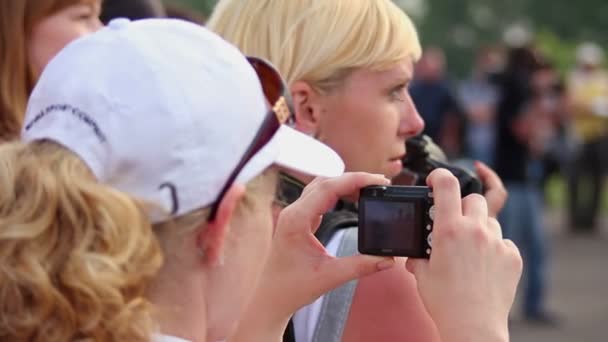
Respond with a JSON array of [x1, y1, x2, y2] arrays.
[[292, 230, 347, 342]]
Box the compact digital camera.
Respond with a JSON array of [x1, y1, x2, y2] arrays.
[[358, 135, 483, 258], [358, 185, 434, 258]]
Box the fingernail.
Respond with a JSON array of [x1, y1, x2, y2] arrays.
[[371, 174, 390, 184], [377, 258, 396, 270]]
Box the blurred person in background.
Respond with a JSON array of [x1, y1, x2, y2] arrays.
[[208, 1, 511, 341], [495, 46, 558, 325], [530, 63, 572, 200], [100, 0, 166, 24], [566, 42, 608, 234], [0, 0, 102, 142], [410, 46, 466, 158], [458, 46, 503, 167]]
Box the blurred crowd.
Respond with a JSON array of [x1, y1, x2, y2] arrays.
[[410, 38, 608, 325], [412, 41, 608, 235]]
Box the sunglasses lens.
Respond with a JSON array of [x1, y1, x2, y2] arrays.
[[248, 57, 295, 124], [249, 58, 282, 103]]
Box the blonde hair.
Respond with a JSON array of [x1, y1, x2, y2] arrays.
[[207, 0, 422, 93], [0, 0, 97, 142], [0, 141, 162, 341]]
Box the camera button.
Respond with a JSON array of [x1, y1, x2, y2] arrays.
[[428, 205, 435, 221], [427, 233, 433, 247]]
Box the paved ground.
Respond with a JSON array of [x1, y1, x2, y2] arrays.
[[509, 208, 608, 342]]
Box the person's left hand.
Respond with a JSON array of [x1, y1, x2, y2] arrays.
[[474, 161, 507, 217]]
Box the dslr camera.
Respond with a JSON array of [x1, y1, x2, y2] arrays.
[[358, 135, 483, 258]]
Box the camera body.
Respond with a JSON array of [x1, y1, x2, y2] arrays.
[[358, 185, 434, 258], [396, 134, 483, 197]]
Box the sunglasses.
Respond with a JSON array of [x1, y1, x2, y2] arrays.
[[207, 57, 294, 222]]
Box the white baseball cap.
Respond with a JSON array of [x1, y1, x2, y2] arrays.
[[22, 18, 344, 222]]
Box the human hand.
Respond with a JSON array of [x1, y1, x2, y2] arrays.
[[265, 173, 396, 316], [230, 173, 396, 342], [474, 161, 507, 217], [406, 169, 522, 342]]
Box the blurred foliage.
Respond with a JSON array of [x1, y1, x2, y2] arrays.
[[412, 0, 608, 77], [166, 0, 608, 77], [166, 0, 215, 18], [535, 30, 579, 77]]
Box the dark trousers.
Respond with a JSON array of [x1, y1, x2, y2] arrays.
[[500, 183, 548, 316], [568, 137, 607, 232]]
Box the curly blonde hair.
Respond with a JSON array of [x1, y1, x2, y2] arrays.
[[0, 141, 163, 341]]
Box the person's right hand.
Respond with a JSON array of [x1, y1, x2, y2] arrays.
[[406, 169, 522, 342], [229, 172, 395, 342], [261, 172, 396, 318]]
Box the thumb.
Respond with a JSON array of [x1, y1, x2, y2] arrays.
[[405, 258, 428, 278], [320, 255, 396, 291]]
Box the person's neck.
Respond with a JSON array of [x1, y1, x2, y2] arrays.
[[147, 267, 209, 342]]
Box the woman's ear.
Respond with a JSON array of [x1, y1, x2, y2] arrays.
[[198, 184, 246, 267], [290, 81, 323, 136]]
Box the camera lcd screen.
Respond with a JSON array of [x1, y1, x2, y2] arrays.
[[361, 199, 421, 252]]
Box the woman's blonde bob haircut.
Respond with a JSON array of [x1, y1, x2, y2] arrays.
[[208, 0, 422, 92]]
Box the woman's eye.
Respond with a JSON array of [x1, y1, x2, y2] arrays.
[[71, 5, 95, 20], [390, 85, 408, 101]]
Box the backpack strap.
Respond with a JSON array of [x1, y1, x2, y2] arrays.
[[311, 227, 359, 342], [315, 209, 358, 245]]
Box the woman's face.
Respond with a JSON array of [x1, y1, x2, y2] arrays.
[[28, 1, 102, 80], [314, 58, 425, 179]]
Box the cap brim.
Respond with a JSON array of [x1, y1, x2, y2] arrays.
[[272, 125, 345, 177], [236, 125, 344, 184]]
